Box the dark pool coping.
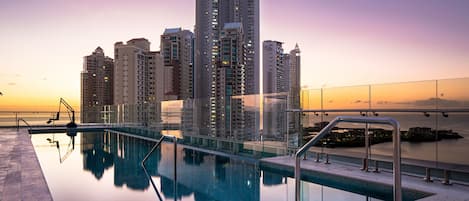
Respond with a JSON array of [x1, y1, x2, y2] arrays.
[[0, 128, 53, 201]]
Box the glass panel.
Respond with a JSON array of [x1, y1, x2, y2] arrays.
[[371, 80, 436, 110], [322, 85, 370, 110], [306, 85, 370, 164], [162, 100, 183, 138], [262, 92, 288, 154], [371, 80, 437, 166], [300, 89, 321, 128], [437, 78, 469, 167]]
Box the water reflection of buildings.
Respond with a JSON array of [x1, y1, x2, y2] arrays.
[[80, 132, 293, 201], [81, 132, 113, 179], [158, 145, 261, 201], [81, 132, 159, 191]]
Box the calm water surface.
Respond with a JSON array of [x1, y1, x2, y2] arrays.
[[32, 132, 394, 201]]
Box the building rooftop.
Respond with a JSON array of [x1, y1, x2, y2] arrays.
[[164, 28, 182, 35]]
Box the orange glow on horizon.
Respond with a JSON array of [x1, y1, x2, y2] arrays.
[[300, 78, 469, 110]]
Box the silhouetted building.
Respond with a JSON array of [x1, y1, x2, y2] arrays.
[[81, 47, 114, 123]]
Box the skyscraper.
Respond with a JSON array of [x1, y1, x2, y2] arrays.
[[262, 40, 289, 139], [262, 41, 302, 138], [237, 0, 260, 95], [214, 22, 246, 138], [114, 38, 164, 124], [114, 38, 151, 105], [288, 44, 301, 133], [81, 47, 114, 123], [263, 40, 290, 94], [160, 28, 195, 100], [195, 0, 260, 135]]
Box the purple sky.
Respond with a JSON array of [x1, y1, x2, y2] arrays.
[[1, 0, 469, 109]]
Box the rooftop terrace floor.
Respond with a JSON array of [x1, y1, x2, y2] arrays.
[[261, 155, 469, 201], [0, 129, 53, 201]]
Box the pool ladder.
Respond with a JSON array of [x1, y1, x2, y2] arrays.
[[294, 116, 402, 201], [141, 135, 178, 201]]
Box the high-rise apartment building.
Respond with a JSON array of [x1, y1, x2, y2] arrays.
[[214, 23, 246, 138], [160, 28, 194, 100], [114, 38, 164, 124], [263, 40, 290, 94], [81, 47, 114, 123], [114, 38, 150, 105], [238, 0, 260, 95], [262, 41, 290, 139], [288, 44, 301, 133], [262, 42, 301, 138], [114, 38, 165, 104], [195, 0, 260, 135]]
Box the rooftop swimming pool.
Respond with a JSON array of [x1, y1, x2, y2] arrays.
[[31, 131, 429, 201]]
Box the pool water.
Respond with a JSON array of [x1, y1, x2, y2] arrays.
[[31, 131, 423, 201]]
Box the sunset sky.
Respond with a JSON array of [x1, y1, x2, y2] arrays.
[[1, 0, 469, 111]]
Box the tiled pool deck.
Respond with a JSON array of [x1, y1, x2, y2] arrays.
[[261, 156, 469, 201], [0, 129, 53, 201]]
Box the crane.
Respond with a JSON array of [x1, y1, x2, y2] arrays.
[[47, 98, 77, 129]]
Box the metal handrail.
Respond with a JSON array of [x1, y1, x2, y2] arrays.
[[295, 116, 401, 201], [17, 118, 32, 131], [141, 135, 178, 201]]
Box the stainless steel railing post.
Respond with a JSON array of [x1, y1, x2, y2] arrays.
[[442, 170, 451, 185], [173, 136, 177, 200], [392, 120, 401, 201], [424, 168, 432, 182], [373, 160, 380, 173], [363, 119, 370, 171], [15, 113, 18, 131]]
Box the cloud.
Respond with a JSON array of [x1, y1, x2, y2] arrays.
[[8, 82, 16, 86], [413, 98, 469, 107], [375, 98, 469, 107], [376, 101, 389, 105]]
